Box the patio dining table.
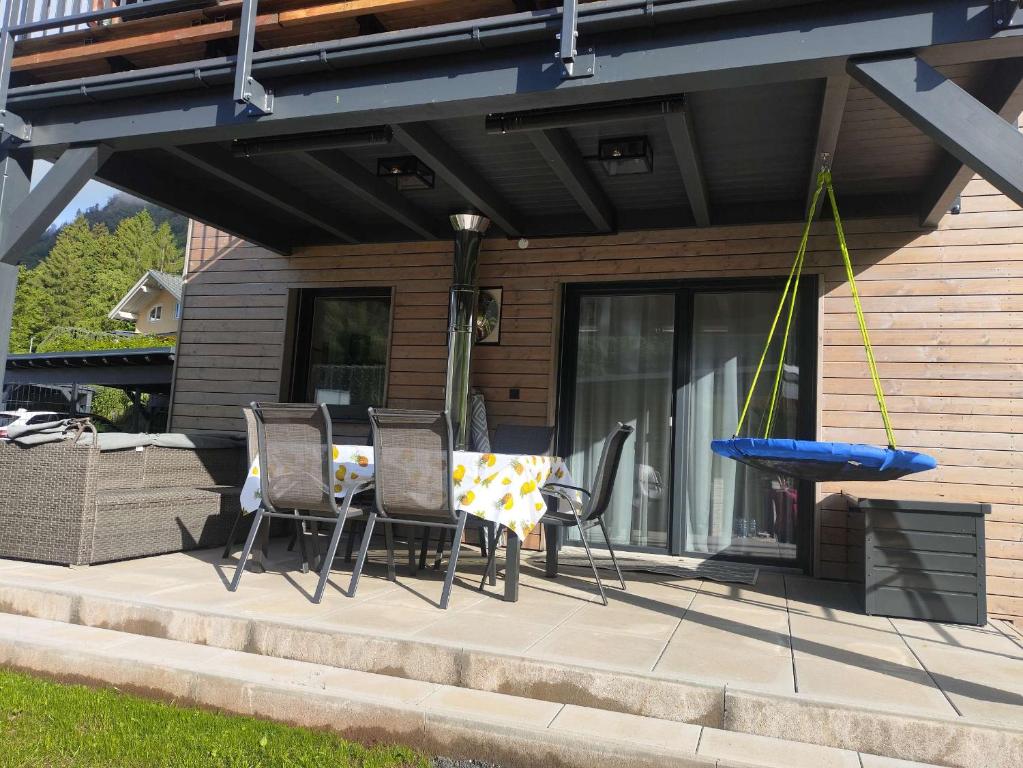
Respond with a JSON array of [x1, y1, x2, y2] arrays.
[[239, 446, 576, 601]]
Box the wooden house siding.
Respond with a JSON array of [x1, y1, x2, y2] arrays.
[[172, 177, 1023, 627]]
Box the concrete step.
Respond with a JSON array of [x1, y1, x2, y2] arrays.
[[0, 612, 942, 768], [0, 578, 1019, 768]]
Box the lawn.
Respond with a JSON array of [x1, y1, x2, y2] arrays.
[[0, 667, 429, 768]]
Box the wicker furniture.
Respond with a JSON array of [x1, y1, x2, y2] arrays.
[[0, 428, 246, 567], [228, 402, 367, 604]]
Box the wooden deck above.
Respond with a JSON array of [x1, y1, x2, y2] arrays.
[[12, 0, 564, 85]]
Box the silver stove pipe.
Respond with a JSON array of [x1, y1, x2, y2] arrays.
[[445, 213, 490, 450]]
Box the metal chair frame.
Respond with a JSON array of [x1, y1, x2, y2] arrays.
[[228, 402, 366, 604], [481, 422, 633, 605], [349, 408, 469, 610]]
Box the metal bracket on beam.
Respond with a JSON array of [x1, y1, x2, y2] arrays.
[[993, 0, 1023, 29], [0, 0, 30, 142], [557, 0, 593, 80], [233, 0, 273, 115]]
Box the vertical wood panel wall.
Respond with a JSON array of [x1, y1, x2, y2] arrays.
[[174, 177, 1023, 626]]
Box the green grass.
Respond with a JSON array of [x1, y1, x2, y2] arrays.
[[0, 668, 429, 768]]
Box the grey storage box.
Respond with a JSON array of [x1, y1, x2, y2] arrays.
[[850, 495, 990, 626]]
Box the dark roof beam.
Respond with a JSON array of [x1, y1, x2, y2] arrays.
[[527, 128, 614, 233], [665, 97, 711, 228], [166, 144, 363, 243], [294, 150, 444, 240], [96, 151, 296, 254], [918, 58, 1023, 227], [392, 122, 523, 236], [807, 75, 849, 213], [0, 144, 112, 265], [849, 54, 1023, 213]]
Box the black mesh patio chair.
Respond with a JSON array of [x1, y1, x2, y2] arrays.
[[350, 408, 477, 610], [228, 402, 367, 604], [491, 424, 555, 456], [483, 422, 634, 605]]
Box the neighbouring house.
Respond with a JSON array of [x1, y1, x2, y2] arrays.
[[0, 0, 1019, 634], [107, 269, 183, 338]]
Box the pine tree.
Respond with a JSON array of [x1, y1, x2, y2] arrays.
[[8, 210, 185, 353]]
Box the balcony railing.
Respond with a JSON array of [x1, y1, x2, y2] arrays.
[[12, 0, 216, 38]]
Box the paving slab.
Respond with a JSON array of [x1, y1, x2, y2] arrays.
[[697, 728, 860, 768], [549, 704, 703, 753]]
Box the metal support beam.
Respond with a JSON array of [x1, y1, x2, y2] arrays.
[[12, 0, 1018, 152], [807, 75, 850, 213], [664, 98, 711, 228], [166, 144, 361, 243], [849, 54, 1023, 210], [557, 0, 592, 80], [0, 146, 31, 395], [295, 150, 443, 240], [0, 145, 111, 264], [919, 57, 1023, 226], [0, 0, 30, 142], [392, 123, 523, 237], [527, 128, 614, 232], [234, 0, 273, 115], [96, 151, 295, 255]]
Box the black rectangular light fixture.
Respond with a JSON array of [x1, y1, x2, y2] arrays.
[[599, 136, 653, 176], [376, 155, 435, 190]]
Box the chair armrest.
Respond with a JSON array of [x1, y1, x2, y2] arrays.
[[544, 482, 591, 498]]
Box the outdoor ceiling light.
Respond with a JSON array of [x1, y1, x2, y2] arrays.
[[598, 136, 653, 176], [376, 156, 435, 190]]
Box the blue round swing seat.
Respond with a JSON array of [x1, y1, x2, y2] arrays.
[[710, 438, 937, 482]]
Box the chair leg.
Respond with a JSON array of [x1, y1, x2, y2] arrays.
[[228, 507, 265, 591], [478, 523, 501, 591], [349, 513, 377, 597], [344, 520, 359, 564], [418, 527, 430, 571], [406, 524, 419, 576], [312, 503, 352, 604], [598, 517, 626, 591], [433, 529, 446, 570], [383, 521, 396, 582], [222, 509, 244, 559], [575, 521, 608, 606], [479, 526, 488, 558], [440, 513, 469, 610], [294, 513, 310, 574]]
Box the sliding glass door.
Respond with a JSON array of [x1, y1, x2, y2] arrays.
[[559, 280, 815, 568], [565, 292, 675, 549]]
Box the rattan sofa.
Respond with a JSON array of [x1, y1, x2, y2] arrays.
[[0, 430, 247, 566]]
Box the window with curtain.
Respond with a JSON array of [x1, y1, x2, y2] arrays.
[[684, 290, 801, 561], [291, 288, 392, 420]]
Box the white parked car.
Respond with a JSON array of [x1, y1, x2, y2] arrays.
[[0, 409, 69, 439]]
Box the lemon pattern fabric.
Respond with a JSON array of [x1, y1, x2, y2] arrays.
[[240, 446, 575, 540]]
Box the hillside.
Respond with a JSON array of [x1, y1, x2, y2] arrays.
[[19, 194, 189, 269]]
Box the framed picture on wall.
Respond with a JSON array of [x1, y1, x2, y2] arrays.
[[476, 287, 503, 345]]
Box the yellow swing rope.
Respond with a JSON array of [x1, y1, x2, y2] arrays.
[[733, 168, 897, 449]]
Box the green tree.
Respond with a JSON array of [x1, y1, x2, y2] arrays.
[[8, 210, 185, 353]]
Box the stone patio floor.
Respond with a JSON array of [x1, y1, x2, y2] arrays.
[[0, 539, 1020, 733]]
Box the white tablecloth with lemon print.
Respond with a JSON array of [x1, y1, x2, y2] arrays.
[[240, 445, 576, 540]]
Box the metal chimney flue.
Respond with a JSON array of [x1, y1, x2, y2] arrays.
[[445, 213, 490, 450]]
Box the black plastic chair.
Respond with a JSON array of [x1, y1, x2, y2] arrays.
[[228, 402, 367, 604], [484, 422, 634, 605], [350, 409, 476, 610]]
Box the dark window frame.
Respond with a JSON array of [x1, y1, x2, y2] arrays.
[[289, 287, 393, 421], [556, 276, 818, 573]]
